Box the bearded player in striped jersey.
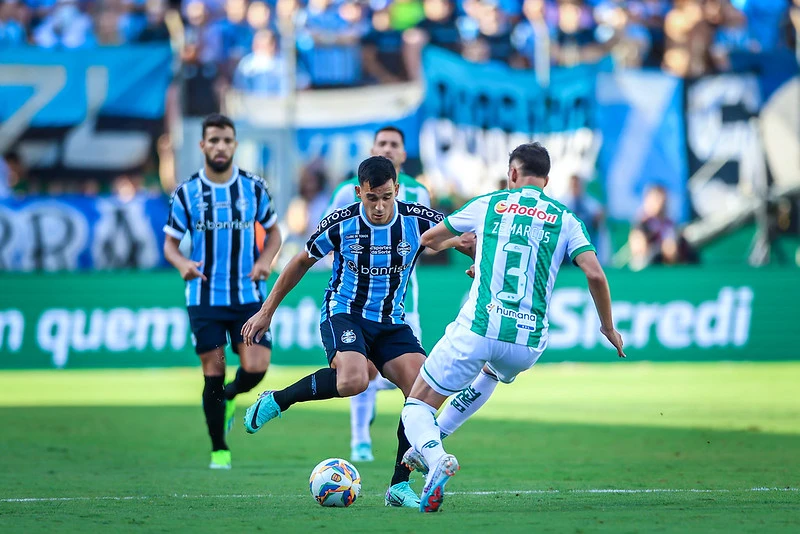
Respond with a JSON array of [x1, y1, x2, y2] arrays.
[[325, 126, 431, 464], [163, 113, 282, 470], [400, 142, 626, 513]]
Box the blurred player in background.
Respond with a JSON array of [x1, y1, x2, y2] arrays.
[[400, 142, 626, 512], [163, 113, 282, 470], [326, 126, 432, 463]]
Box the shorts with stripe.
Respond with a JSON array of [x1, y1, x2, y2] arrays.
[[320, 312, 426, 372], [188, 302, 272, 355], [421, 322, 544, 396]]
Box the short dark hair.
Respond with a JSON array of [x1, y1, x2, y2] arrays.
[[202, 113, 236, 139], [357, 156, 396, 189], [374, 126, 405, 145], [508, 142, 550, 178]]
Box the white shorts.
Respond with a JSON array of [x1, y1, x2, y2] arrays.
[[421, 322, 544, 396]]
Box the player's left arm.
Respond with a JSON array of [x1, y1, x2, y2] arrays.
[[251, 180, 283, 281], [421, 195, 483, 255], [420, 222, 475, 256], [251, 222, 283, 281]]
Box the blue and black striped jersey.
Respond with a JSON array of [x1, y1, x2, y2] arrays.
[[305, 201, 443, 324], [164, 166, 277, 307]]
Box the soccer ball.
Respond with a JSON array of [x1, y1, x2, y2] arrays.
[[309, 458, 362, 508]]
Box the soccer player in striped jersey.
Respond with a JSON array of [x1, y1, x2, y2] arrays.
[[400, 142, 626, 513], [240, 155, 471, 508], [163, 113, 283, 470], [325, 126, 431, 464]]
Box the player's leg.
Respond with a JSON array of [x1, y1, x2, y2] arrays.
[[401, 364, 500, 475], [227, 303, 272, 399], [188, 305, 232, 469], [350, 361, 379, 462], [352, 313, 404, 458], [243, 351, 369, 434], [243, 314, 370, 434], [225, 304, 272, 434], [401, 374, 459, 513], [435, 365, 500, 438], [401, 322, 488, 512], [371, 322, 426, 508]]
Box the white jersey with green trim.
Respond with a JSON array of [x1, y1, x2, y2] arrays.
[[444, 185, 595, 348], [325, 173, 430, 317]]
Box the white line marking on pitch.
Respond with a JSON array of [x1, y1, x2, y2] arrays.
[[1, 488, 797, 503]]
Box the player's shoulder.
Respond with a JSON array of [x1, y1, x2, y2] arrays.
[[170, 172, 201, 200], [237, 168, 271, 192], [333, 176, 359, 192], [453, 189, 509, 213], [398, 173, 429, 191], [314, 202, 361, 234], [537, 190, 577, 220], [397, 200, 444, 223]]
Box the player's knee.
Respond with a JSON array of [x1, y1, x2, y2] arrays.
[[337, 373, 370, 397]]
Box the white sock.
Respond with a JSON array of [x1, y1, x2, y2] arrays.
[[373, 374, 397, 391], [437, 370, 499, 438], [401, 399, 446, 468], [350, 380, 377, 448]]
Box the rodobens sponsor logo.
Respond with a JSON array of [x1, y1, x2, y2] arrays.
[[33, 307, 189, 368], [548, 286, 754, 350], [494, 201, 559, 224]]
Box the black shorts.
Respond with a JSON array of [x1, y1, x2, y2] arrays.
[[319, 313, 426, 371], [187, 302, 272, 355]]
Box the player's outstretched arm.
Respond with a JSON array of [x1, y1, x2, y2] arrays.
[[574, 251, 626, 358], [241, 251, 317, 345], [163, 235, 206, 281], [420, 221, 473, 251]]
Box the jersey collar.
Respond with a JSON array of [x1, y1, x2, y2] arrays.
[[199, 165, 239, 188], [520, 185, 544, 192], [359, 200, 399, 229]]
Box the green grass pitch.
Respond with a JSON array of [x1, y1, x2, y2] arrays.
[[1, 362, 798, 533]]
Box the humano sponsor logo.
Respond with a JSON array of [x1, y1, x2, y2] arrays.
[[494, 201, 559, 224], [487, 303, 537, 330], [548, 287, 754, 349]]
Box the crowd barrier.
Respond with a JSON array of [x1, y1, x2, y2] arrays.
[[0, 266, 795, 368]]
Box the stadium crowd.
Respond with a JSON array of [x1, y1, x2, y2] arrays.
[[1, 0, 798, 268], [1, 0, 797, 101]]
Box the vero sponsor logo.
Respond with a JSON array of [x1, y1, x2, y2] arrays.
[[494, 201, 558, 224]]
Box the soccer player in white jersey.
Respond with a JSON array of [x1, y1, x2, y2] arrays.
[[325, 126, 432, 463], [400, 142, 626, 513]]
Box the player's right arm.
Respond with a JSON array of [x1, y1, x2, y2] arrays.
[[242, 210, 345, 345], [241, 251, 318, 345], [574, 247, 626, 358], [163, 186, 206, 281], [163, 235, 206, 281]]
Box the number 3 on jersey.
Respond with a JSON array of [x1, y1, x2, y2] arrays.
[[495, 243, 532, 304]]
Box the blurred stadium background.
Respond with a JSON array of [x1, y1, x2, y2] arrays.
[[1, 0, 799, 531]]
